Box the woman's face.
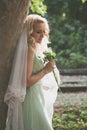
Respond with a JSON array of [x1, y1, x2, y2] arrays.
[[32, 22, 46, 44]]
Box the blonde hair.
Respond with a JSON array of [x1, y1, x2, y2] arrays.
[[25, 14, 50, 45]]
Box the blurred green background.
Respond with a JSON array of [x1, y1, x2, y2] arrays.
[[31, 0, 87, 69]]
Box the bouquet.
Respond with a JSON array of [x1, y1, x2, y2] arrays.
[[43, 51, 59, 87]]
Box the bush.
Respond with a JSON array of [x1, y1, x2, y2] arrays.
[[53, 103, 87, 130], [50, 19, 87, 69], [45, 0, 87, 69]]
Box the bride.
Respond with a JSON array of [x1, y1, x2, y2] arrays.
[[4, 14, 60, 130]]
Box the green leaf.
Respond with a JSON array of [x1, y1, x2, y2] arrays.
[[81, 0, 87, 3], [31, 0, 47, 16]]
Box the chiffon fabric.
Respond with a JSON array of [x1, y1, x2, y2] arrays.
[[22, 42, 60, 130]]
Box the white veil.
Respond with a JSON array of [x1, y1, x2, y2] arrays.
[[36, 37, 61, 124], [4, 24, 28, 130]]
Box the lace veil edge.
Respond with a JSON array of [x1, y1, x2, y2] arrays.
[[4, 23, 28, 130]]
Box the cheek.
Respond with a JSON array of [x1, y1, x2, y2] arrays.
[[31, 34, 38, 43], [32, 32, 37, 38], [33, 34, 38, 41], [33, 33, 40, 40], [32, 32, 41, 43]]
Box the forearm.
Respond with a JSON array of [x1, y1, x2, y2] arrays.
[[27, 68, 47, 87]]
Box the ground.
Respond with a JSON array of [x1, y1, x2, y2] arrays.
[[55, 92, 87, 107]]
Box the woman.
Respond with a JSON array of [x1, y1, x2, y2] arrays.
[[4, 14, 60, 130]]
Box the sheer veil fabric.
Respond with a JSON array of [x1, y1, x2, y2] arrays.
[[4, 24, 28, 130], [4, 22, 60, 130], [36, 38, 60, 124]]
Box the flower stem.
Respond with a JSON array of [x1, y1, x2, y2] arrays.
[[53, 70, 62, 93]]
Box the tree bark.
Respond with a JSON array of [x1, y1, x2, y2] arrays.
[[0, 0, 31, 129]]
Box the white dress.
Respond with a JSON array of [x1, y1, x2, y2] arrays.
[[22, 46, 60, 130]]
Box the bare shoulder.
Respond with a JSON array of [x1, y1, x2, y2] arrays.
[[27, 44, 35, 60]]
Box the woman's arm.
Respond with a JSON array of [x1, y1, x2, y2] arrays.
[[27, 45, 54, 87]]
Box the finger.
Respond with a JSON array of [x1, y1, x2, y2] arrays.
[[50, 61, 55, 66]]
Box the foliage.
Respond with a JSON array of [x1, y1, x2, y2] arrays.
[[54, 21, 87, 68], [45, 0, 87, 69], [81, 0, 87, 3], [53, 102, 87, 130], [30, 0, 47, 16]]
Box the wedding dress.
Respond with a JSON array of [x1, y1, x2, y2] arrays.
[[22, 41, 60, 130], [4, 24, 60, 130]]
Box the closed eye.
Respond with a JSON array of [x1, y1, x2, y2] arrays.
[[36, 31, 46, 35]]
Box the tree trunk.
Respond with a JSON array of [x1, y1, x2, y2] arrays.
[[0, 0, 31, 129]]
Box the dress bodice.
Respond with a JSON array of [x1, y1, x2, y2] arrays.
[[32, 54, 44, 74]]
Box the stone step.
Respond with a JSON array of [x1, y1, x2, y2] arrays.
[[59, 75, 87, 92], [60, 68, 87, 75], [60, 75, 87, 83], [60, 85, 87, 93]]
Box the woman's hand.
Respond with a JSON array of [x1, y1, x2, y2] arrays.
[[44, 60, 55, 74]]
